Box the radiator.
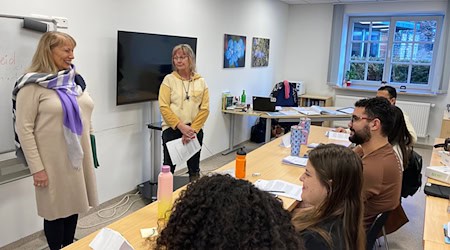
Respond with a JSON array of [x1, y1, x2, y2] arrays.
[[335, 95, 432, 138]]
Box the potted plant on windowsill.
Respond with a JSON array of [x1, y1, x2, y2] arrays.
[[344, 70, 357, 87]]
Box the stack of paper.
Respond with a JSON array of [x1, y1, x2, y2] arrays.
[[336, 107, 354, 114], [327, 131, 350, 141], [254, 179, 302, 200], [426, 166, 450, 184], [266, 112, 286, 117], [292, 107, 320, 115], [310, 105, 341, 115], [282, 156, 308, 167], [90, 228, 134, 250]]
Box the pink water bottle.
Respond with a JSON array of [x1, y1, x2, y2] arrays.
[[157, 165, 173, 220]]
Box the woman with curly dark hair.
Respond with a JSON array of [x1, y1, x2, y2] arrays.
[[292, 144, 365, 250], [156, 174, 302, 249]]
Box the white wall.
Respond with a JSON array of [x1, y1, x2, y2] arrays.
[[283, 2, 449, 143], [0, 0, 289, 246]]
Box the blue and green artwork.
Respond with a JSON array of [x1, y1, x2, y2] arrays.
[[251, 37, 270, 67], [224, 34, 246, 68]]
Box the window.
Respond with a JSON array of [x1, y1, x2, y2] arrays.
[[344, 15, 443, 90]]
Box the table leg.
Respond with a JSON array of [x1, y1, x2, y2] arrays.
[[222, 113, 244, 155], [265, 118, 272, 143]]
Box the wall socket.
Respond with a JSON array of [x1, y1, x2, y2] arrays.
[[52, 16, 68, 29]]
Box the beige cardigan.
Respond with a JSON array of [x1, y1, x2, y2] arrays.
[[15, 84, 98, 220]]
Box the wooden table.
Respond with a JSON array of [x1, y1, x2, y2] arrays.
[[64, 126, 339, 250], [423, 138, 450, 249], [221, 107, 351, 154]]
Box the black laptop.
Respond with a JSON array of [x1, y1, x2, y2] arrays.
[[252, 96, 277, 112]]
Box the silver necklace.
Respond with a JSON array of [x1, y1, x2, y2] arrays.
[[182, 79, 190, 100]]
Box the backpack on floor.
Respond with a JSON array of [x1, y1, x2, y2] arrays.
[[401, 149, 423, 198], [250, 118, 266, 143]]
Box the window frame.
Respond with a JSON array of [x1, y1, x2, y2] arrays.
[[343, 15, 444, 91]]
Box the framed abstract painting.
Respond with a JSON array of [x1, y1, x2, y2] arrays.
[[251, 37, 270, 67], [224, 34, 246, 68]]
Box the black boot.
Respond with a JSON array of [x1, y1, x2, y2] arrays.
[[189, 172, 200, 182]]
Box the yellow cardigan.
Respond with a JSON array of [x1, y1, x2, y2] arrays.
[[159, 71, 210, 132]]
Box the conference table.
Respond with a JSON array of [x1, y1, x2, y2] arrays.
[[64, 125, 342, 250], [221, 106, 351, 155], [423, 138, 450, 249]]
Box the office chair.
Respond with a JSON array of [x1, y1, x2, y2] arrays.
[[366, 210, 391, 250], [270, 81, 298, 134]]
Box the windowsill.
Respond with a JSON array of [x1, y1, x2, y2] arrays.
[[333, 85, 442, 97]]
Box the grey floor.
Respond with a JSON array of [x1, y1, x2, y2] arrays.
[[2, 141, 430, 250]]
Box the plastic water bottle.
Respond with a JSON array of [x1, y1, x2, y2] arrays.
[[157, 165, 173, 220], [235, 148, 247, 179]]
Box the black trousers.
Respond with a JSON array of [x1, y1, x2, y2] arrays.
[[162, 128, 203, 176], [44, 214, 78, 250]]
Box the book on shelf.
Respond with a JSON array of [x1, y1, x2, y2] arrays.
[[222, 91, 232, 110]]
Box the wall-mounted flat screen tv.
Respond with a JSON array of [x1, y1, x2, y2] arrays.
[[116, 31, 197, 105]]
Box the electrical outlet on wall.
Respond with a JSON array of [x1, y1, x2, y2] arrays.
[[446, 104, 450, 112]]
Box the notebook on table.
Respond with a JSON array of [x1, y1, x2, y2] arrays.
[[252, 96, 277, 112]]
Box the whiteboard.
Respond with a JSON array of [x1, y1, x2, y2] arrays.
[[0, 18, 42, 153]]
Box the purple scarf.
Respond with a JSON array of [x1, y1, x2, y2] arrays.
[[12, 65, 84, 169]]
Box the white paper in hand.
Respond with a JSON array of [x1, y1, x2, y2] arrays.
[[166, 136, 201, 166]]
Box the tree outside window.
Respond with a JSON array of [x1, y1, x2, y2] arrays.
[[344, 16, 442, 90]]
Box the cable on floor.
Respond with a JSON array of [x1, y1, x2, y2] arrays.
[[77, 191, 141, 229]]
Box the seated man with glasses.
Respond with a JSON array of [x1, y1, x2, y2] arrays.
[[349, 97, 402, 229]]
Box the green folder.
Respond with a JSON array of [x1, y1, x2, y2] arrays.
[[90, 134, 100, 168]]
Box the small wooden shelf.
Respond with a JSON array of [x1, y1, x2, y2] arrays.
[[298, 94, 333, 127], [298, 94, 333, 107]]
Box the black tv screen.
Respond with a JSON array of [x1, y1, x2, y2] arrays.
[[116, 31, 197, 105]]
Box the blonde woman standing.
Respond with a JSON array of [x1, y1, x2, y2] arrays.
[[13, 31, 98, 249], [159, 44, 209, 181]]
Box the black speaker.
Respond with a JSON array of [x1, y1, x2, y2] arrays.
[[23, 18, 48, 33]]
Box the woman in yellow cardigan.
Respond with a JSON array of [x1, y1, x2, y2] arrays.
[[158, 44, 209, 181]]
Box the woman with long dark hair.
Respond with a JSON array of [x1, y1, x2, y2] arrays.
[[292, 144, 365, 250], [389, 106, 413, 170]]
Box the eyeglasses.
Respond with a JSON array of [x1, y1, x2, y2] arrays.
[[351, 115, 375, 123], [173, 56, 188, 61]]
